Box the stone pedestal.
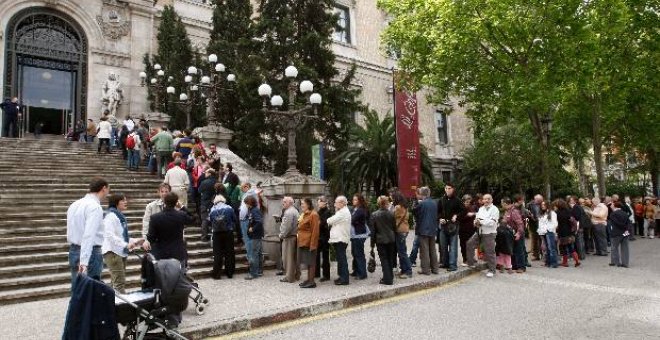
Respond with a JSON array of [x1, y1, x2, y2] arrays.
[[192, 123, 234, 149], [145, 111, 171, 129], [260, 172, 327, 268]]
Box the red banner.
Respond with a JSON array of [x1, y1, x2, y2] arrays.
[[394, 79, 421, 198]]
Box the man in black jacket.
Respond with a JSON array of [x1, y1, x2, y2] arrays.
[[437, 183, 464, 271], [369, 196, 397, 285], [315, 196, 333, 281], [147, 193, 195, 267], [199, 169, 218, 241], [1, 97, 21, 138]]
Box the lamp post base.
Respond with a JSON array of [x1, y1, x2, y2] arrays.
[[192, 123, 234, 149]]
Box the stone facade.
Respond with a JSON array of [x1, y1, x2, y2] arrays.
[[0, 0, 472, 177]]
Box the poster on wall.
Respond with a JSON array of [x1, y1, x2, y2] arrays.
[[312, 143, 324, 180]]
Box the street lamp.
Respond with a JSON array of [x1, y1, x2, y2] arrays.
[[140, 63, 173, 112], [258, 65, 322, 175]]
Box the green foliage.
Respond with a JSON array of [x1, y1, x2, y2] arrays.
[[606, 177, 647, 198], [330, 109, 434, 196]]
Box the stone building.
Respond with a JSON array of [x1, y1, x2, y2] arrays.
[[0, 0, 472, 179]]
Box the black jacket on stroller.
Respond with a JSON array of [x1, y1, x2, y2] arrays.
[[62, 275, 121, 340]]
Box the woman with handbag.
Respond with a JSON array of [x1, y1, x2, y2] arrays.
[[297, 198, 321, 288], [556, 199, 580, 267], [392, 192, 413, 278]]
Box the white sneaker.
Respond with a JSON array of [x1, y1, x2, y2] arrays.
[[486, 272, 494, 278], [460, 263, 468, 267], [650, 236, 655, 239]]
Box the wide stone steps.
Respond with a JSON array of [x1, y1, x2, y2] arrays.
[[0, 137, 251, 305]]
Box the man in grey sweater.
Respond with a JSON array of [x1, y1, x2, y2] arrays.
[[280, 197, 300, 283]]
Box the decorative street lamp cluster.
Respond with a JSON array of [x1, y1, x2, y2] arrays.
[[140, 54, 236, 129], [258, 65, 322, 175]]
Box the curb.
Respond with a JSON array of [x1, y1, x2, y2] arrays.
[[181, 264, 486, 339]]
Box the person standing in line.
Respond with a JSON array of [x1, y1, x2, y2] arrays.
[[526, 195, 543, 261], [633, 198, 645, 238], [350, 193, 370, 280], [315, 196, 332, 282], [147, 193, 194, 266], [644, 198, 656, 238], [537, 200, 558, 268], [86, 119, 97, 143], [164, 159, 190, 208], [437, 183, 464, 272], [502, 197, 526, 273], [587, 197, 609, 256], [391, 192, 413, 278], [328, 196, 352, 285], [151, 127, 174, 178], [370, 196, 397, 285], [102, 194, 141, 293], [413, 187, 439, 275], [141, 183, 170, 251], [238, 183, 258, 259], [297, 198, 320, 288], [279, 197, 300, 283], [609, 201, 632, 267], [126, 128, 142, 171], [66, 178, 110, 288], [457, 194, 477, 267], [199, 169, 219, 242], [581, 198, 595, 254], [208, 195, 236, 279], [467, 194, 499, 278], [556, 199, 581, 267], [653, 198, 660, 238], [244, 195, 263, 280], [96, 116, 112, 154]]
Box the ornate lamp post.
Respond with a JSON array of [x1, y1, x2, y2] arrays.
[[258, 65, 322, 176], [139, 63, 174, 113]]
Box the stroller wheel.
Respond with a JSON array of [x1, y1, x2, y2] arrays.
[[195, 304, 206, 315], [202, 298, 210, 305]]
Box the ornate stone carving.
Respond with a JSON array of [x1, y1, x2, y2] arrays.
[[102, 72, 124, 116], [96, 0, 131, 40]]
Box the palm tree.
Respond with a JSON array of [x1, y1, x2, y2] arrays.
[[331, 109, 434, 196]]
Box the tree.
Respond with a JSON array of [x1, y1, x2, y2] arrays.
[[143, 5, 203, 130], [250, 0, 363, 174], [332, 109, 434, 196]]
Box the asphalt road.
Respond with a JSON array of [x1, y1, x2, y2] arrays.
[[223, 238, 660, 340]]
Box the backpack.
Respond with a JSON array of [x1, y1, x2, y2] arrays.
[[211, 212, 230, 232], [126, 134, 136, 149]]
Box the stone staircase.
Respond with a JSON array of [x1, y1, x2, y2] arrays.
[[0, 137, 254, 305]]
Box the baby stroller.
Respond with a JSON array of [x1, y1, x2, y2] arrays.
[[140, 253, 210, 315], [116, 256, 192, 340]]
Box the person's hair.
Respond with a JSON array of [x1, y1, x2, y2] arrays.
[[209, 143, 216, 147], [171, 151, 182, 159], [336, 196, 348, 205], [418, 186, 431, 198], [244, 195, 257, 208], [391, 192, 407, 207], [214, 182, 227, 195], [164, 192, 178, 208], [89, 177, 109, 193], [193, 136, 202, 144], [377, 195, 389, 209], [226, 163, 233, 172], [462, 194, 472, 202], [242, 182, 252, 189], [302, 197, 314, 211], [513, 194, 524, 203], [317, 195, 328, 204], [444, 182, 454, 188], [100, 116, 108, 121], [183, 129, 192, 136], [206, 169, 217, 177], [353, 193, 367, 209], [613, 201, 623, 208], [158, 183, 171, 191], [87, 118, 93, 122], [501, 197, 512, 205], [108, 193, 126, 208], [554, 198, 568, 210]]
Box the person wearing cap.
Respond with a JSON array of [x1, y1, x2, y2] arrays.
[[208, 194, 236, 279]]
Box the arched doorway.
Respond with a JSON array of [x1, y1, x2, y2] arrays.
[[3, 8, 88, 136]]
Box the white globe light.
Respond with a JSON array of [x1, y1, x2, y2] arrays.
[[299, 80, 313, 93], [309, 93, 322, 105], [258, 83, 272, 97], [179, 93, 188, 101], [208, 54, 218, 63], [187, 66, 198, 75], [270, 95, 284, 107], [284, 65, 298, 78], [139, 71, 147, 79], [150, 78, 157, 84], [156, 70, 165, 77], [153, 64, 162, 70], [227, 74, 236, 82], [167, 76, 174, 82], [201, 76, 211, 84], [215, 63, 226, 72], [191, 85, 199, 91], [184, 75, 193, 83], [166, 86, 175, 94]]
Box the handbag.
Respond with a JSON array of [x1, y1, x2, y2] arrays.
[[559, 236, 575, 246], [367, 248, 376, 273], [446, 222, 458, 235]]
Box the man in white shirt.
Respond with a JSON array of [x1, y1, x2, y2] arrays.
[[164, 159, 190, 207], [141, 183, 171, 251], [66, 177, 110, 289], [328, 196, 352, 285], [466, 194, 499, 277]]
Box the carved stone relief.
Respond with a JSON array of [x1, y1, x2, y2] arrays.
[[96, 0, 131, 40]]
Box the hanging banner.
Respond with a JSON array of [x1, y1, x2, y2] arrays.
[[394, 74, 421, 197], [312, 143, 324, 180]]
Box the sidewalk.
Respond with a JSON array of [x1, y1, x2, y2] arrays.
[[0, 235, 485, 339]]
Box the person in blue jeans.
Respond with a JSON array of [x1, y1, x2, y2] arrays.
[[244, 196, 263, 280], [350, 194, 370, 279], [328, 196, 352, 285], [537, 201, 558, 268], [437, 183, 464, 272], [391, 192, 413, 278], [409, 235, 419, 267]]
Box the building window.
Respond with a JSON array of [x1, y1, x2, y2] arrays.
[[333, 5, 351, 44], [435, 110, 449, 145], [441, 171, 452, 184]]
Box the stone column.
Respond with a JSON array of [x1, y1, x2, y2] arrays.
[[192, 123, 234, 149]]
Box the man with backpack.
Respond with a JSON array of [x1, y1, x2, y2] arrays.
[[208, 195, 236, 279], [125, 129, 141, 171]]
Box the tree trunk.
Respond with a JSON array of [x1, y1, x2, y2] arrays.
[[528, 110, 551, 199], [649, 148, 659, 196], [576, 156, 589, 196], [591, 95, 606, 197]]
